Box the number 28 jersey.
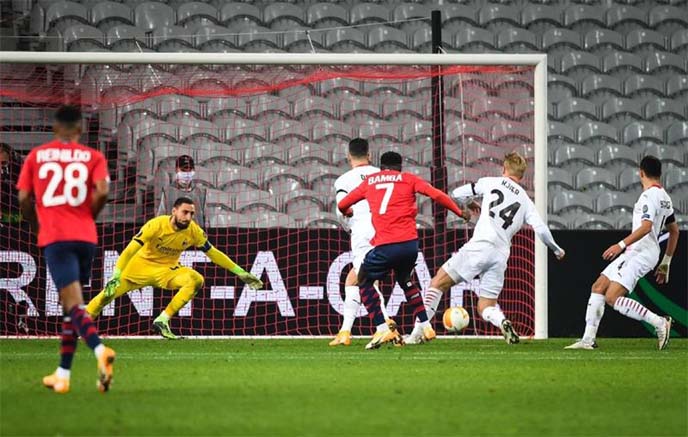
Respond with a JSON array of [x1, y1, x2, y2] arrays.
[[16, 139, 110, 247], [453, 176, 542, 256]]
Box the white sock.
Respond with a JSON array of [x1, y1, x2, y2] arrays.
[[56, 367, 70, 380], [420, 320, 431, 329], [94, 344, 105, 360], [582, 293, 605, 343], [374, 282, 390, 321], [341, 286, 360, 332], [424, 287, 443, 321], [481, 305, 506, 328], [613, 297, 664, 329], [376, 323, 389, 333]]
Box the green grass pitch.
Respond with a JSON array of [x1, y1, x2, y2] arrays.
[[1, 339, 686, 436]]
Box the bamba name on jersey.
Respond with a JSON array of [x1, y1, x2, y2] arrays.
[[368, 173, 402, 184]]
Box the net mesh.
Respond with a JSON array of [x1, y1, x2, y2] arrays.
[[0, 62, 536, 337]]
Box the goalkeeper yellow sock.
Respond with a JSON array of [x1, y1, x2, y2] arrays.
[[85, 291, 110, 318]]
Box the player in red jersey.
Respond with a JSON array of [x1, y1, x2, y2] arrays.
[[16, 105, 116, 394], [338, 151, 471, 349]]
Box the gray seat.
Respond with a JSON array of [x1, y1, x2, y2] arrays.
[[263, 3, 305, 29], [645, 52, 687, 76], [320, 78, 361, 96], [548, 167, 574, 190], [596, 191, 635, 214], [236, 25, 279, 50], [624, 75, 665, 98], [602, 52, 643, 75], [478, 4, 519, 29], [645, 98, 686, 124], [667, 122, 688, 145], [269, 119, 307, 143], [294, 96, 335, 120], [616, 215, 634, 230], [176, 118, 220, 143], [412, 27, 452, 52], [349, 3, 389, 25], [618, 167, 642, 191], [464, 143, 504, 167], [581, 74, 622, 102], [287, 143, 330, 166], [235, 189, 279, 213], [106, 24, 147, 49], [520, 4, 563, 33], [557, 97, 597, 122], [671, 29, 688, 54], [207, 210, 253, 228], [564, 4, 605, 32], [401, 120, 432, 144], [542, 28, 581, 53], [194, 141, 242, 167], [553, 144, 596, 170], [643, 144, 685, 166], [561, 51, 600, 77], [340, 95, 380, 120], [577, 121, 619, 145], [194, 25, 234, 50], [252, 212, 299, 229], [575, 167, 617, 192], [597, 145, 638, 171], [548, 121, 576, 145], [491, 121, 532, 144], [305, 212, 342, 229], [134, 2, 174, 31], [496, 28, 537, 52], [649, 5, 688, 34], [222, 119, 267, 142], [157, 95, 201, 119], [606, 5, 647, 34], [623, 121, 664, 145], [216, 166, 260, 190], [584, 29, 624, 54], [205, 188, 233, 211], [548, 74, 577, 103], [368, 26, 409, 51], [219, 2, 261, 27], [177, 2, 218, 28], [601, 97, 643, 126], [283, 189, 327, 215], [90, 1, 133, 30], [45, 1, 88, 32], [307, 3, 347, 28], [626, 29, 667, 54], [664, 168, 688, 193], [470, 97, 513, 121], [152, 26, 193, 50], [325, 28, 366, 51], [262, 164, 306, 188], [248, 95, 290, 121], [573, 214, 615, 230], [446, 164, 482, 189], [547, 214, 569, 230], [311, 119, 352, 144], [551, 191, 595, 214], [454, 26, 495, 52], [282, 28, 322, 53], [57, 24, 105, 51], [442, 4, 478, 29]]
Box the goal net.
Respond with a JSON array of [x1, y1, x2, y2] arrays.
[[0, 53, 546, 338]]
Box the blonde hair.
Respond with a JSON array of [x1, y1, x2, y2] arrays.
[[503, 151, 527, 179]]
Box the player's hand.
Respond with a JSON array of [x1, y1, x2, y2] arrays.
[[103, 268, 122, 298], [602, 244, 623, 261], [460, 207, 471, 222], [343, 208, 353, 218], [655, 261, 670, 284], [239, 272, 263, 290], [554, 249, 565, 260], [467, 199, 481, 216]]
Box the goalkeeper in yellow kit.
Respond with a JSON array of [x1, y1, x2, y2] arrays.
[[86, 197, 263, 339]]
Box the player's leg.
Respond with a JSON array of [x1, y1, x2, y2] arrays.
[[476, 260, 518, 344], [85, 277, 142, 319], [330, 267, 359, 346], [606, 276, 672, 350], [153, 266, 204, 339], [405, 267, 458, 344]]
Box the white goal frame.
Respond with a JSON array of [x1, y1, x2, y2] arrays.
[[0, 51, 549, 339]]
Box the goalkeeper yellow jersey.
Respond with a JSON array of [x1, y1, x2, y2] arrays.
[[130, 215, 209, 266]]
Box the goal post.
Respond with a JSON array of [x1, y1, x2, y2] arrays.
[[0, 51, 549, 339]]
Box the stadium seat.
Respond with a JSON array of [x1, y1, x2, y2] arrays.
[[548, 121, 576, 146], [560, 51, 600, 79], [623, 121, 664, 145], [441, 4, 478, 30], [618, 166, 642, 191], [194, 141, 242, 167], [305, 212, 342, 229], [215, 166, 260, 191], [54, 24, 105, 51], [236, 25, 279, 50], [648, 5, 688, 34], [222, 119, 267, 143], [616, 214, 634, 230], [44, 1, 88, 33], [643, 144, 685, 166], [349, 3, 389, 25], [479, 4, 520, 30], [152, 26, 193, 51], [393, 3, 429, 31], [464, 143, 504, 167], [249, 95, 290, 121], [235, 189, 279, 213], [490, 121, 533, 144], [411, 26, 452, 52], [401, 120, 432, 144], [177, 2, 218, 28], [341, 95, 381, 121], [106, 24, 147, 50], [293, 96, 335, 120], [194, 25, 235, 50], [283, 189, 327, 215], [596, 191, 635, 215], [601, 97, 643, 128], [597, 144, 639, 171], [578, 121, 619, 145], [575, 167, 617, 193], [548, 167, 574, 191], [557, 97, 598, 122], [306, 3, 347, 28], [286, 143, 331, 166], [520, 4, 564, 34], [282, 28, 321, 53], [584, 29, 624, 55], [446, 165, 482, 189], [551, 190, 595, 214], [311, 119, 353, 144], [602, 52, 643, 75], [623, 74, 666, 98], [269, 119, 309, 144], [605, 5, 648, 34], [541, 28, 582, 55], [157, 95, 201, 119], [263, 3, 305, 30], [666, 122, 688, 145], [644, 98, 686, 126], [626, 29, 667, 54], [497, 28, 538, 52], [134, 2, 174, 31], [325, 28, 366, 51], [581, 74, 622, 102], [381, 97, 425, 121], [553, 143, 596, 171], [547, 214, 569, 230], [253, 212, 299, 228], [205, 188, 233, 211], [368, 26, 409, 52], [90, 1, 133, 31], [565, 5, 607, 33], [548, 74, 577, 103], [453, 26, 496, 52], [664, 167, 688, 193], [320, 77, 361, 96], [645, 52, 687, 76], [572, 213, 616, 230], [219, 2, 262, 28], [671, 29, 688, 55], [207, 210, 253, 228]]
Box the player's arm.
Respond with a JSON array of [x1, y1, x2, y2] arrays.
[[414, 176, 469, 220], [16, 153, 38, 229], [451, 179, 484, 215], [103, 220, 156, 297], [194, 225, 263, 290], [655, 214, 679, 284], [525, 200, 565, 260], [338, 182, 366, 217], [91, 152, 110, 219]]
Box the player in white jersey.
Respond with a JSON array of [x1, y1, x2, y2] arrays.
[[406, 152, 565, 344], [566, 156, 678, 351], [329, 138, 392, 346]]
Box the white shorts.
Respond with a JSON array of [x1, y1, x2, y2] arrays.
[[601, 251, 655, 292], [352, 243, 374, 273], [441, 243, 508, 299]]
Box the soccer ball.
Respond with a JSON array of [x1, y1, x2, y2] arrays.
[[442, 306, 470, 333]]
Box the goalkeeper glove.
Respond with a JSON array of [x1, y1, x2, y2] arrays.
[[655, 254, 671, 284], [238, 271, 263, 290], [103, 268, 122, 298]]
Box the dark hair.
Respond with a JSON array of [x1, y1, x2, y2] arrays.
[[640, 155, 661, 179], [176, 154, 195, 171], [348, 138, 369, 158], [380, 151, 403, 171], [54, 105, 82, 125], [173, 197, 195, 208]]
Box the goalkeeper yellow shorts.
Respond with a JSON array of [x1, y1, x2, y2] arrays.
[[122, 260, 201, 290]]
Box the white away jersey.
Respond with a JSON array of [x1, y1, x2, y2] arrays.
[[452, 176, 557, 256], [334, 164, 380, 249], [628, 186, 674, 258]]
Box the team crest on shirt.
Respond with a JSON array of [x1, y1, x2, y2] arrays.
[[642, 205, 648, 213]]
